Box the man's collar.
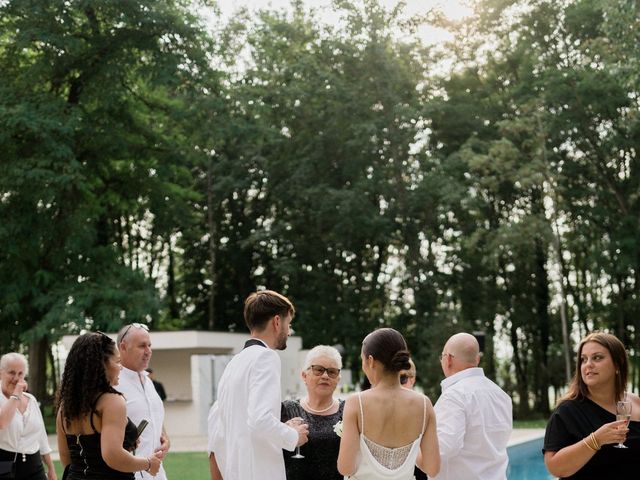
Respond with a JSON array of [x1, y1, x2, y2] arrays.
[[120, 366, 148, 380], [244, 338, 268, 349], [441, 367, 484, 391]]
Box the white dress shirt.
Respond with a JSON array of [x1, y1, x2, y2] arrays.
[[0, 387, 52, 455], [208, 340, 298, 480], [116, 368, 167, 480], [433, 368, 512, 480]]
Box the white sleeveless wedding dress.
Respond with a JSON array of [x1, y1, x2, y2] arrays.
[[348, 392, 426, 480]]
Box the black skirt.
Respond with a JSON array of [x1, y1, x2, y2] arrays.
[[0, 450, 45, 480]]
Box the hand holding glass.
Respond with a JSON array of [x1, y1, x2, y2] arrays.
[[289, 417, 305, 459], [614, 396, 632, 449]]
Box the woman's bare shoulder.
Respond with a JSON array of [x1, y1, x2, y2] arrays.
[[95, 392, 126, 411]]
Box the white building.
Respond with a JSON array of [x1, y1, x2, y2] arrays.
[[61, 331, 349, 437]]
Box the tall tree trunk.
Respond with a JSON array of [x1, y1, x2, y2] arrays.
[[510, 323, 530, 418], [483, 322, 496, 381], [534, 238, 551, 414], [167, 241, 179, 319], [206, 160, 217, 330], [47, 345, 57, 404], [28, 337, 49, 411], [538, 112, 572, 384], [483, 274, 499, 381]]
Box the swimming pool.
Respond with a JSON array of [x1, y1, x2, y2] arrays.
[[507, 437, 554, 479]]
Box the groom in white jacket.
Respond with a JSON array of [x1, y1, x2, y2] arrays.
[[208, 290, 309, 480]]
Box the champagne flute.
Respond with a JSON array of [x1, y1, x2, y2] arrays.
[[291, 421, 305, 459], [614, 394, 632, 449], [288, 403, 306, 459]]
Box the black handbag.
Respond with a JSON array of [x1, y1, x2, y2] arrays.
[[0, 460, 15, 479]]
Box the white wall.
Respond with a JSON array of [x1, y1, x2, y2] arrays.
[[62, 331, 306, 438]]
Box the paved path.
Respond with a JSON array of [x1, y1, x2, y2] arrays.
[[47, 428, 545, 460], [507, 428, 545, 446]]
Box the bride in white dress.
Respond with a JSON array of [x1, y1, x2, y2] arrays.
[[338, 328, 440, 480]]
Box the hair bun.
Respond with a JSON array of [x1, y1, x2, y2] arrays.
[[390, 350, 411, 372]]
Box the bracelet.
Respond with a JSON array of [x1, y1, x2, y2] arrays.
[[145, 457, 151, 472], [9, 395, 20, 402], [583, 432, 600, 451], [582, 437, 596, 452]]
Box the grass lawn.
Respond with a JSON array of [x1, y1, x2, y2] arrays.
[[513, 419, 547, 429], [54, 451, 210, 480], [50, 422, 546, 479]]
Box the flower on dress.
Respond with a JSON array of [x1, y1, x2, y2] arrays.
[[333, 420, 344, 437]]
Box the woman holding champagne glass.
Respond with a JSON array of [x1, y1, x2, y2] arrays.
[[543, 331, 640, 478], [281, 345, 345, 480]]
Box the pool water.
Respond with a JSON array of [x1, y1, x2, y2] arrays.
[[507, 437, 555, 480]]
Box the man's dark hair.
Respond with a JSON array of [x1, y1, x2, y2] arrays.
[[244, 290, 294, 331]]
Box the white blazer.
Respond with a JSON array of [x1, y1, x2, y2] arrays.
[[208, 341, 298, 480]]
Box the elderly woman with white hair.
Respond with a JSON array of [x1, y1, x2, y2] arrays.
[[0, 352, 56, 480], [281, 345, 344, 480]]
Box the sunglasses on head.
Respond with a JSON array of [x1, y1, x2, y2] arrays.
[[119, 323, 149, 343], [308, 365, 341, 379], [96, 331, 113, 342]]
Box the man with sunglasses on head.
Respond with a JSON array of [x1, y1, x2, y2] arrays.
[[432, 333, 512, 480], [208, 290, 309, 480], [116, 323, 170, 480]]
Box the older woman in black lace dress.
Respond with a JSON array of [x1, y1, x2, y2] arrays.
[[281, 345, 344, 480]]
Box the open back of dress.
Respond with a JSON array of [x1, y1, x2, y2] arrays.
[[349, 393, 425, 480]]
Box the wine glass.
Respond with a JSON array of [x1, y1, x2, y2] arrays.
[[287, 402, 306, 459], [291, 434, 305, 459], [614, 394, 632, 449]]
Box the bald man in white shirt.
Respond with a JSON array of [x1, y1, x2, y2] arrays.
[[433, 333, 513, 480]]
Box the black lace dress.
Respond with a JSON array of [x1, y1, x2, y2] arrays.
[[281, 399, 345, 480]]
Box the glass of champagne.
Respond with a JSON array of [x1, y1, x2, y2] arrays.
[[290, 417, 305, 459], [614, 394, 632, 449]]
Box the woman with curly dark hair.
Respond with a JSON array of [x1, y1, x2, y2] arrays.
[[56, 332, 162, 479]]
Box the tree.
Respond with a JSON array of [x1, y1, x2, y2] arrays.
[[0, 0, 211, 402]]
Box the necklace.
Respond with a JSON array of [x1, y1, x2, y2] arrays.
[[302, 397, 336, 414]]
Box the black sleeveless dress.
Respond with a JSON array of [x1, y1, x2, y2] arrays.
[[63, 402, 138, 480]]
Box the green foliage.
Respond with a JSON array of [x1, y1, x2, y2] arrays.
[[3, 0, 640, 416], [0, 0, 212, 400]]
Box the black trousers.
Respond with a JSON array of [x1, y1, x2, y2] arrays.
[[0, 450, 45, 480]]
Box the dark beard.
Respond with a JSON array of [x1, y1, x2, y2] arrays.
[[275, 331, 288, 350]]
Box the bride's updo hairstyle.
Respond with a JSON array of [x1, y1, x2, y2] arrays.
[[362, 327, 411, 372]]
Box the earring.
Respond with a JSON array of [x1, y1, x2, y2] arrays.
[[616, 370, 620, 375]]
